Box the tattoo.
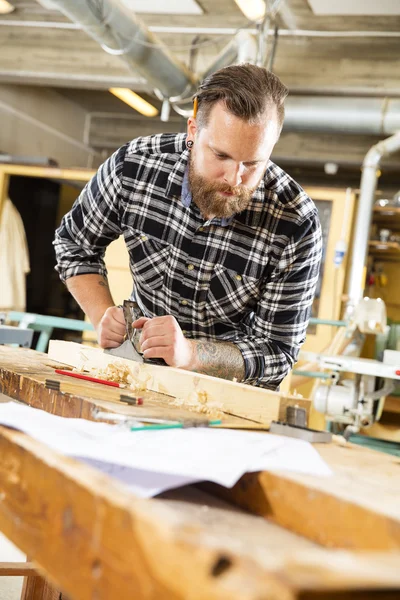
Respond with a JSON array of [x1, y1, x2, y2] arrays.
[[98, 278, 109, 288], [192, 341, 245, 382]]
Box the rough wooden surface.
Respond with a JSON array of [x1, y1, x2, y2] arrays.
[[0, 426, 399, 600], [211, 440, 400, 551], [1, 346, 400, 553], [47, 340, 310, 426]]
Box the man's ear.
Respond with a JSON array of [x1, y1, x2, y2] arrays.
[[187, 116, 197, 142]]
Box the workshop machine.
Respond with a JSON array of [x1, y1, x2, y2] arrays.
[[300, 298, 400, 439]]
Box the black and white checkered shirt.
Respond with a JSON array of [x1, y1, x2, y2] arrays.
[[54, 133, 322, 389]]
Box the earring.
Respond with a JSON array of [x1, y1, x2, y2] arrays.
[[186, 140, 194, 149]]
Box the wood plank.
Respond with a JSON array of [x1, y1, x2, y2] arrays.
[[0, 426, 400, 599], [48, 341, 310, 426]]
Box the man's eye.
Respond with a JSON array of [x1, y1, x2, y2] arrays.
[[216, 154, 227, 160]]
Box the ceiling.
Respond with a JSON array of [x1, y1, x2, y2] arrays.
[[0, 0, 399, 179], [1, 0, 399, 95]]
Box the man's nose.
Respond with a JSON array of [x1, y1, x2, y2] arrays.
[[223, 162, 243, 187]]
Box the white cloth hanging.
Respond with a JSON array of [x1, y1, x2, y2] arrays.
[[0, 197, 30, 311]]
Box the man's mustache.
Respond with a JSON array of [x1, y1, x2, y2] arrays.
[[210, 182, 246, 196]]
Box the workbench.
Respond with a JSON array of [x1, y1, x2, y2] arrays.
[[0, 346, 400, 599]]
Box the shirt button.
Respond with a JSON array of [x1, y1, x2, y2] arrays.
[[140, 235, 148, 241], [182, 330, 187, 335], [180, 299, 188, 306], [187, 264, 194, 271], [235, 274, 242, 281], [198, 227, 204, 232]]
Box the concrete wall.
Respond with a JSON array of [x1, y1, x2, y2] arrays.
[[0, 84, 101, 168]]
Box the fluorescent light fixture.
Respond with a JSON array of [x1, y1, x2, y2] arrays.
[[121, 0, 203, 15], [0, 0, 15, 14], [234, 0, 266, 21], [109, 88, 159, 117], [308, 0, 400, 16]]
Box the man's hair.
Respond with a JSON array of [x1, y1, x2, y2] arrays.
[[194, 63, 288, 132]]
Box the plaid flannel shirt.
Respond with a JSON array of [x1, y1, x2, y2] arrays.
[[54, 133, 322, 389]]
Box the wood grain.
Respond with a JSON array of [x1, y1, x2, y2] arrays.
[[212, 441, 400, 551]]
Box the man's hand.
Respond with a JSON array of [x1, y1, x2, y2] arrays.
[[134, 315, 195, 369], [97, 306, 126, 349]]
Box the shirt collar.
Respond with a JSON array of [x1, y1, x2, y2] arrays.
[[165, 136, 190, 200]]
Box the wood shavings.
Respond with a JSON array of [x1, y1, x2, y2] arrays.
[[171, 389, 223, 420], [73, 360, 150, 393]]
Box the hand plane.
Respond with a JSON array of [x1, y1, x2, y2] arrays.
[[105, 300, 166, 365]]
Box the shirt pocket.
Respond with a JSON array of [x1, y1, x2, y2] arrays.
[[125, 229, 170, 291], [206, 264, 261, 325]]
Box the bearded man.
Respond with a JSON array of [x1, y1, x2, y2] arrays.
[[54, 63, 322, 390]]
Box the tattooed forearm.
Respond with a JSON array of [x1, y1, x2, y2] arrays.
[[191, 340, 245, 382]]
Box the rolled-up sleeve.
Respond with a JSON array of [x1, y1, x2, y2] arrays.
[[54, 144, 127, 282], [235, 210, 322, 390]]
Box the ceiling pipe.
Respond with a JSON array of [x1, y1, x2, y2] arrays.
[[284, 97, 400, 135], [3, 20, 400, 37], [345, 131, 400, 315], [49, 0, 195, 99]]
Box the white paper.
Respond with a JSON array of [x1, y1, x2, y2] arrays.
[[0, 402, 332, 498], [78, 458, 200, 498], [251, 435, 333, 477], [0, 403, 280, 488]]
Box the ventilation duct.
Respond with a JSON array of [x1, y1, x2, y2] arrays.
[[346, 131, 400, 312], [48, 1, 400, 133], [284, 97, 400, 135], [49, 0, 195, 99], [49, 0, 256, 111]]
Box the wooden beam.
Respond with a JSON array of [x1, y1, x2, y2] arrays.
[[48, 341, 310, 426]]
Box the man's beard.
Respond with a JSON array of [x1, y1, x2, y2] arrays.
[[188, 154, 257, 219]]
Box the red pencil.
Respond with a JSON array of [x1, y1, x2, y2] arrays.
[[54, 369, 127, 389]]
